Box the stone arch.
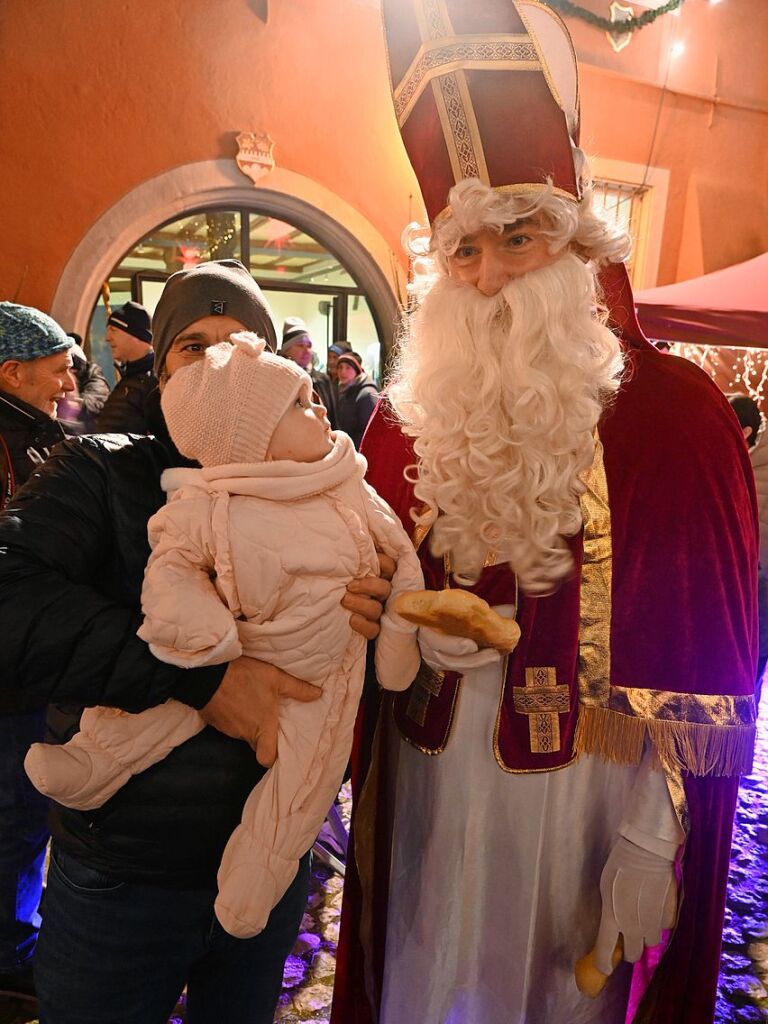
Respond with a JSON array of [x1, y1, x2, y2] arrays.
[[51, 160, 402, 355]]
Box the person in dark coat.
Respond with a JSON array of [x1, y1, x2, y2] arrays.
[[96, 301, 156, 434], [55, 334, 110, 434], [729, 393, 768, 698], [280, 317, 337, 426], [0, 261, 392, 1024], [0, 303, 75, 1005], [335, 352, 379, 448]]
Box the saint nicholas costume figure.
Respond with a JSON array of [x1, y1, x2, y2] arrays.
[[331, 3, 758, 1023]]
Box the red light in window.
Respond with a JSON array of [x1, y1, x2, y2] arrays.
[[265, 219, 294, 249], [179, 245, 202, 269]]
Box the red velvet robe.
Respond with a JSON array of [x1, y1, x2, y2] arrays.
[[331, 269, 757, 1024]]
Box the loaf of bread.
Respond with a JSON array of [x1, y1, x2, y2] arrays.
[[394, 588, 521, 653], [574, 940, 624, 998]]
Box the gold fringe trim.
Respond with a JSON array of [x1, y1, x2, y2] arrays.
[[574, 704, 755, 778]]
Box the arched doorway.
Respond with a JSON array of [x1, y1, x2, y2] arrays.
[[50, 160, 402, 383]]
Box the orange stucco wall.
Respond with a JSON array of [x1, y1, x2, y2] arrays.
[[573, 0, 768, 284], [0, 0, 422, 313], [1, 0, 767, 314]]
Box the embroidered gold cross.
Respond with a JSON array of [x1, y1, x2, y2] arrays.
[[513, 666, 570, 754]]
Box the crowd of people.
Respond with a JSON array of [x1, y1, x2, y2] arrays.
[[0, 3, 760, 1024], [3, 297, 380, 447], [278, 317, 380, 447]]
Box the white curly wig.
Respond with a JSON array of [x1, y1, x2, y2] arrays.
[[389, 167, 629, 593], [428, 148, 630, 270]]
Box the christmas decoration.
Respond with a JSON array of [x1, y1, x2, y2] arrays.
[[235, 130, 276, 185], [543, 0, 686, 38], [672, 343, 768, 410]]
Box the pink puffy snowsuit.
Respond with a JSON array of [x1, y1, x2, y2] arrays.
[[27, 432, 423, 937]]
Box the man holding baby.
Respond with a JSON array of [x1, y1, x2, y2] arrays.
[[0, 259, 394, 1023]]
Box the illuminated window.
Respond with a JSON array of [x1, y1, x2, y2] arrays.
[[592, 179, 649, 287], [588, 157, 670, 292], [90, 208, 382, 385]]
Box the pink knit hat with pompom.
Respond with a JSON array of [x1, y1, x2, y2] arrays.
[[161, 332, 309, 466]]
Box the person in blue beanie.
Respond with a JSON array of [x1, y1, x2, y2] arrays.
[[0, 301, 75, 1006]]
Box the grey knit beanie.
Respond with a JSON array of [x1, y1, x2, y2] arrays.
[[151, 260, 276, 372], [0, 302, 73, 364], [281, 317, 311, 354]]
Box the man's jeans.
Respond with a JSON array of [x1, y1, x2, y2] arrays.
[[0, 709, 49, 971], [35, 846, 311, 1024]]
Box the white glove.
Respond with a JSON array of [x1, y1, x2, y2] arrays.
[[594, 836, 677, 974], [418, 626, 502, 674]]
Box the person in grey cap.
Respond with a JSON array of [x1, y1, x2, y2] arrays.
[[96, 301, 156, 435], [153, 259, 278, 375], [0, 302, 75, 1005], [0, 260, 393, 1024], [280, 317, 337, 427]]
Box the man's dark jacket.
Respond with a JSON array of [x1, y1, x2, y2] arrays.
[[96, 350, 157, 434], [0, 391, 67, 508], [336, 374, 379, 448], [311, 369, 337, 429], [0, 392, 265, 888]]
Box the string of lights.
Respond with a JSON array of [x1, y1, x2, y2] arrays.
[[671, 343, 768, 406]]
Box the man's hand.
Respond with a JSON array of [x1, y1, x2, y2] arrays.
[[342, 552, 395, 640], [199, 656, 320, 767]]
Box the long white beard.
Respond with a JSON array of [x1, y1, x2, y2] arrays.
[[388, 253, 624, 594]]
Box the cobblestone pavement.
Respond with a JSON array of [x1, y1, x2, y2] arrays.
[[277, 722, 768, 1024], [0, 734, 765, 1024], [715, 712, 768, 1023], [271, 786, 350, 1024]]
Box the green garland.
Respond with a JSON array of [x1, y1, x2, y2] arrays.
[[542, 0, 686, 36]]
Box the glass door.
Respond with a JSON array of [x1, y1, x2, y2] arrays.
[[91, 207, 383, 383]]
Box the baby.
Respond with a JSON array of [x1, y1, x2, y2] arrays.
[[25, 332, 423, 938]]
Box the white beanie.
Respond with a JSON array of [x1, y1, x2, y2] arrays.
[[161, 332, 308, 466]]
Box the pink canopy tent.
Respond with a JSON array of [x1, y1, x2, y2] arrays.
[[634, 253, 768, 349]]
